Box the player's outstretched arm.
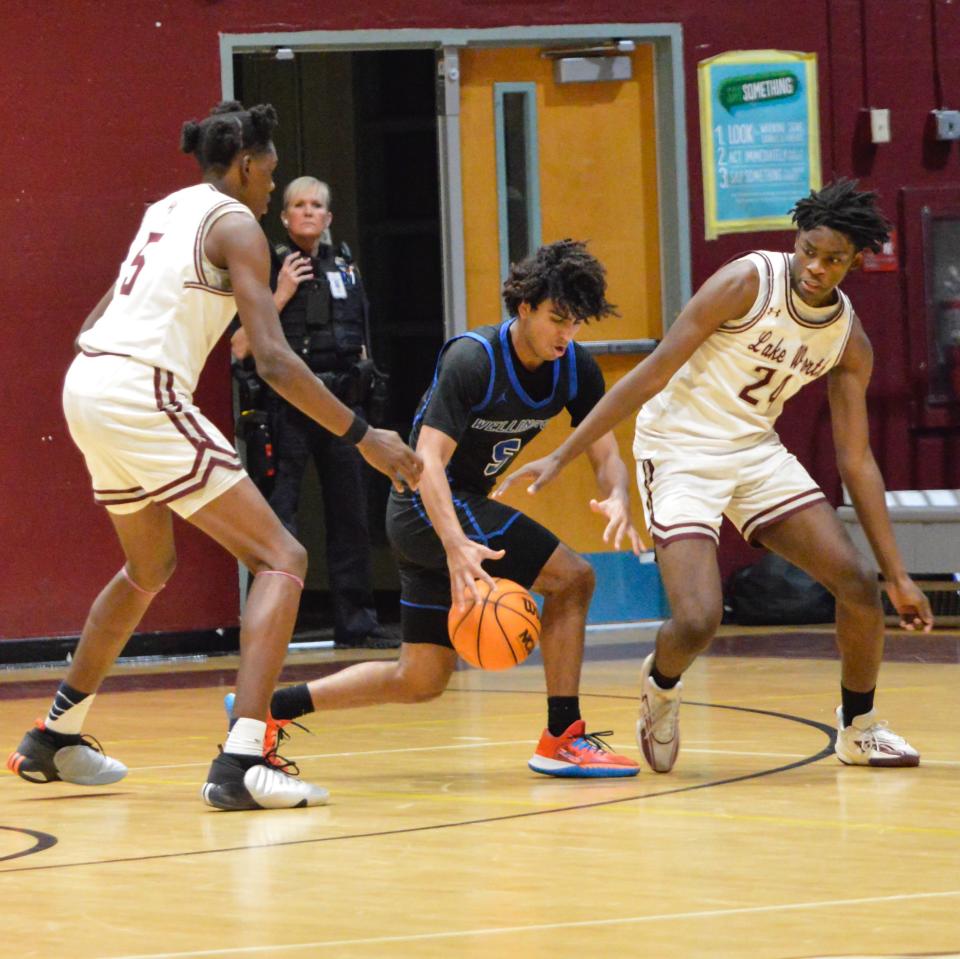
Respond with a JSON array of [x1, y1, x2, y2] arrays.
[[494, 259, 760, 497], [584, 432, 642, 554], [210, 213, 422, 492], [828, 319, 934, 631], [417, 426, 505, 608]]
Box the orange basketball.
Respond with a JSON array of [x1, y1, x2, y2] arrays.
[[448, 578, 541, 670]]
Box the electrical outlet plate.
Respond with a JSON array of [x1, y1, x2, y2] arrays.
[[932, 110, 960, 141]]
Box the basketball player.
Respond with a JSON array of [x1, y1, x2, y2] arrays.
[[236, 240, 643, 778], [496, 179, 933, 772], [5, 101, 422, 810]]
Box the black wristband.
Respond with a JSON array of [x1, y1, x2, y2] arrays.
[[341, 412, 369, 445]]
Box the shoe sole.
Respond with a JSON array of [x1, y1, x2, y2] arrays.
[[835, 750, 920, 768], [527, 758, 640, 778]]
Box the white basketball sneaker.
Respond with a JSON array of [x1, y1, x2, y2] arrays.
[[201, 753, 329, 810], [637, 653, 682, 773], [7, 721, 128, 786], [835, 707, 920, 767]]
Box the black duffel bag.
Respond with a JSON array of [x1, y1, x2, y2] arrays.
[[726, 553, 836, 625]]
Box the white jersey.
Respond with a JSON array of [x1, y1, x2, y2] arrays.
[[635, 250, 854, 454], [79, 183, 254, 395]]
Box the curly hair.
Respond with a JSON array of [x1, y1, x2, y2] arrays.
[[791, 178, 891, 253], [180, 100, 278, 172], [501, 239, 618, 322]]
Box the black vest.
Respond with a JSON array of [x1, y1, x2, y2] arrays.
[[410, 320, 580, 495], [271, 242, 366, 373]]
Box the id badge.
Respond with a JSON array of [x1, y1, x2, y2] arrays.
[[326, 271, 348, 299]]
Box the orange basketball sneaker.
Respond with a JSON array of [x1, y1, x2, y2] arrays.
[[528, 720, 640, 778]]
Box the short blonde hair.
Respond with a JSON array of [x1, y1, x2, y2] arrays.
[[282, 176, 331, 210]]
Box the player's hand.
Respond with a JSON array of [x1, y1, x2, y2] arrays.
[[589, 492, 642, 555], [492, 453, 562, 499], [445, 539, 505, 609], [884, 575, 934, 632], [357, 428, 423, 492], [276, 252, 314, 304], [230, 326, 252, 361]]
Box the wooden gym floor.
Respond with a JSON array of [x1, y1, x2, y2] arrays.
[[1, 625, 958, 959]]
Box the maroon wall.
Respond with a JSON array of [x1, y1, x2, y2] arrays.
[[2, 1, 957, 639]]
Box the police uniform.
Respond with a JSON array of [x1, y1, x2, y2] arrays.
[[387, 319, 606, 648], [68, 184, 250, 517], [264, 240, 380, 646], [635, 250, 854, 548]]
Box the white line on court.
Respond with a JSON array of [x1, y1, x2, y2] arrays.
[[127, 742, 819, 772], [95, 887, 960, 959]]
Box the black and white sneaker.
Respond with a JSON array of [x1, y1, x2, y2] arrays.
[[7, 720, 128, 786], [201, 752, 329, 810]]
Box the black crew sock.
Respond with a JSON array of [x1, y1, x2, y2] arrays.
[[269, 683, 315, 721], [547, 696, 581, 737], [841, 686, 876, 728], [650, 662, 681, 690]]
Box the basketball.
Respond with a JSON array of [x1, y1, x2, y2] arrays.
[[447, 577, 541, 670]]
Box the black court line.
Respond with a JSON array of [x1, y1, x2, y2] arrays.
[[0, 696, 835, 875], [0, 825, 58, 863]]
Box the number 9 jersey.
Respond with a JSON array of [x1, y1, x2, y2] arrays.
[[635, 250, 854, 456]]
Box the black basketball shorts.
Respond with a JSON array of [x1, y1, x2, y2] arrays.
[[385, 489, 559, 648]]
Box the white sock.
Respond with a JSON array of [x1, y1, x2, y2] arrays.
[[46, 685, 95, 734], [223, 717, 266, 757]]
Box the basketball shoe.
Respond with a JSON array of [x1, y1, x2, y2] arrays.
[[834, 707, 920, 767], [201, 752, 329, 811], [637, 653, 682, 773], [7, 720, 128, 786], [528, 720, 640, 778], [223, 692, 303, 771]]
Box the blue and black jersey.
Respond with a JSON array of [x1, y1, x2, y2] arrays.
[[407, 319, 605, 496]]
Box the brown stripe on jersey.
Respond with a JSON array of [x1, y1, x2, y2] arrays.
[[783, 253, 845, 328], [719, 251, 774, 334], [652, 529, 719, 547], [740, 488, 827, 543], [183, 282, 235, 296]]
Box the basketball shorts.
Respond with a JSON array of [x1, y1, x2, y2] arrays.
[[385, 489, 559, 648], [63, 352, 246, 518], [635, 436, 826, 548]]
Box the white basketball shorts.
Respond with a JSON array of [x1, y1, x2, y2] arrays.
[[63, 351, 246, 517], [635, 436, 826, 548]]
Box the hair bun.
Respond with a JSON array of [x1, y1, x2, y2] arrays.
[[180, 120, 202, 154]]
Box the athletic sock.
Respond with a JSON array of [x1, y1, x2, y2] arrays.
[[841, 686, 876, 728], [270, 683, 315, 721], [223, 717, 266, 757], [547, 696, 581, 737], [650, 663, 681, 691], [45, 682, 95, 734]]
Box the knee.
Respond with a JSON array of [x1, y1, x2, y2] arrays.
[[831, 559, 881, 610], [545, 552, 595, 602], [252, 532, 308, 581], [670, 602, 722, 654], [393, 664, 449, 704], [127, 552, 177, 593]]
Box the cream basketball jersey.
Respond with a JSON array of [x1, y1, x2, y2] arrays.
[[79, 183, 254, 394], [635, 250, 855, 453]]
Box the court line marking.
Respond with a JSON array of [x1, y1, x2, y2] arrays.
[[91, 888, 960, 959], [0, 701, 836, 874]]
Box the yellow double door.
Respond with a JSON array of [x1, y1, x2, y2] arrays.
[[458, 45, 662, 552]]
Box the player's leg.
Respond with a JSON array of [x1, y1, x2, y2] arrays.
[[187, 476, 330, 808], [7, 502, 175, 787], [756, 502, 919, 766], [637, 536, 724, 773]]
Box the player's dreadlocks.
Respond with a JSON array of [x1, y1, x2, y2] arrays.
[[180, 100, 279, 172], [502, 239, 619, 322], [791, 178, 892, 253]]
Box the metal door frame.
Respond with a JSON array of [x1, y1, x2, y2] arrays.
[[221, 23, 690, 340]]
